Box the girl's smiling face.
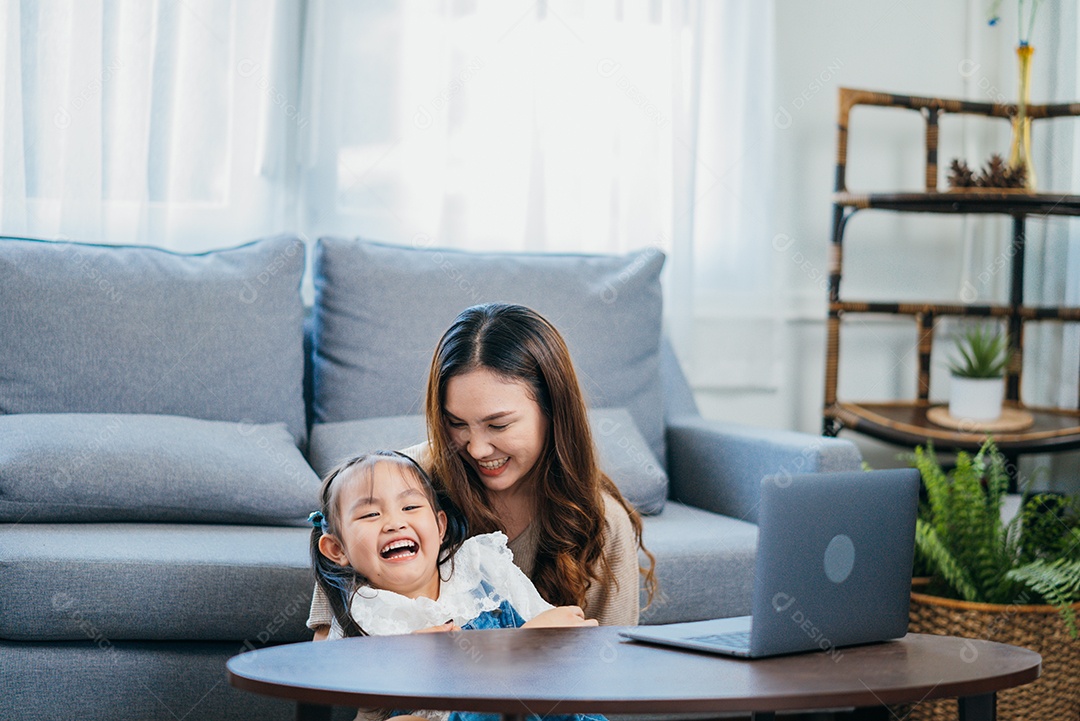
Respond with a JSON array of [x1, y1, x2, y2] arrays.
[[318, 461, 447, 600], [443, 367, 549, 500]]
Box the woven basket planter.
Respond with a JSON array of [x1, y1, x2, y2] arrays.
[[898, 591, 1080, 720]]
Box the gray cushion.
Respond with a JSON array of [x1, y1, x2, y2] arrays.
[[311, 238, 667, 461], [588, 407, 667, 514], [307, 415, 427, 478], [307, 408, 668, 514], [0, 641, 314, 721], [0, 235, 307, 443], [638, 501, 758, 625], [0, 523, 315, 642], [0, 414, 320, 524]]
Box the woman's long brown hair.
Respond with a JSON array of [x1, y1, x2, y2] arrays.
[[425, 302, 657, 611]]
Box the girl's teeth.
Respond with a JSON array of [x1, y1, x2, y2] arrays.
[[478, 458, 508, 470], [381, 540, 417, 555]]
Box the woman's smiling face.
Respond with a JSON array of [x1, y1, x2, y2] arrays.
[[319, 461, 447, 600], [443, 367, 549, 500]]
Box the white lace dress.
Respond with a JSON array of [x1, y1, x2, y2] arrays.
[[328, 531, 554, 639]]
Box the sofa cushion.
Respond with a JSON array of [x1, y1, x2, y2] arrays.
[[0, 641, 310, 721], [589, 407, 667, 514], [0, 523, 314, 642], [308, 407, 668, 514], [638, 501, 758, 625], [307, 415, 427, 478], [311, 238, 667, 462], [0, 234, 307, 444], [0, 414, 320, 524]]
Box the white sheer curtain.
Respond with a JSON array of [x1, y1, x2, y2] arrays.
[[298, 0, 775, 345], [1024, 0, 1080, 490], [2, 0, 775, 350], [301, 1, 675, 254], [0, 0, 302, 250], [956, 0, 1080, 489]]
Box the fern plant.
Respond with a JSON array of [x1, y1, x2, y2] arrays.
[[911, 439, 1080, 637]]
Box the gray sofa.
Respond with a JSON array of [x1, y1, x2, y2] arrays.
[[0, 235, 861, 721]]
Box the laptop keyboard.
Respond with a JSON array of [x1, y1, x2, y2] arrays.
[[687, 631, 751, 650]]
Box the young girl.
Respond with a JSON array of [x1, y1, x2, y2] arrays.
[[311, 450, 602, 721], [309, 303, 656, 639]]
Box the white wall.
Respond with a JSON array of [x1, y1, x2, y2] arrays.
[[688, 0, 1079, 477]]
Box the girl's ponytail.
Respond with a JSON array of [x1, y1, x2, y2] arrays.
[[308, 505, 367, 638], [309, 509, 366, 637]]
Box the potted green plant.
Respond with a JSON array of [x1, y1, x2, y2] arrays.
[[906, 440, 1080, 720], [947, 324, 1010, 421]]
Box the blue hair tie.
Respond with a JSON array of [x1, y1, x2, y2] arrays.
[[308, 511, 325, 529]]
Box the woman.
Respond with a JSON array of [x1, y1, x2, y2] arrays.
[[308, 302, 656, 636]]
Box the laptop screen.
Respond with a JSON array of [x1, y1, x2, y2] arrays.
[[748, 468, 920, 658]]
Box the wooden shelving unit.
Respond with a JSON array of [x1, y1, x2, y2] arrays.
[[822, 88, 1080, 471]]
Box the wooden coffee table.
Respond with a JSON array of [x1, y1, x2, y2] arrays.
[[226, 628, 1040, 721]]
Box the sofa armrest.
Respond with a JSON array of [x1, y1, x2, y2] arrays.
[[666, 416, 862, 523]]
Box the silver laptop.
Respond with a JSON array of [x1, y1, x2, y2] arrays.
[[621, 468, 920, 659]]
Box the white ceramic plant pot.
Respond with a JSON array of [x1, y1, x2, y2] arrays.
[[948, 375, 1004, 421]]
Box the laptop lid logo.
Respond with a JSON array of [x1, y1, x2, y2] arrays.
[[824, 534, 855, 583]]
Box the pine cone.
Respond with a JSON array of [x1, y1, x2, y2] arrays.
[[947, 158, 976, 188], [976, 154, 1010, 187], [1003, 162, 1027, 189]]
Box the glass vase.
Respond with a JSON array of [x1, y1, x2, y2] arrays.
[[1008, 44, 1037, 190]]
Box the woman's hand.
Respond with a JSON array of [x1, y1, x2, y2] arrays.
[[522, 606, 598, 628], [412, 621, 460, 634]]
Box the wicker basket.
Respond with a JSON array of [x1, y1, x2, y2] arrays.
[[899, 591, 1080, 720]]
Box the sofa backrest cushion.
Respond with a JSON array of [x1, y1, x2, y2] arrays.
[[0, 414, 320, 523], [0, 235, 307, 443], [308, 407, 668, 515], [311, 238, 667, 461], [308, 415, 427, 478]]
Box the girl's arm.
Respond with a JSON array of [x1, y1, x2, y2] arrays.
[[413, 622, 458, 634], [522, 605, 598, 628]]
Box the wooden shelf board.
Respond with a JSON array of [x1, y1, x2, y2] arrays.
[[829, 302, 1080, 321], [834, 191, 1080, 216], [826, 401, 1080, 453]]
